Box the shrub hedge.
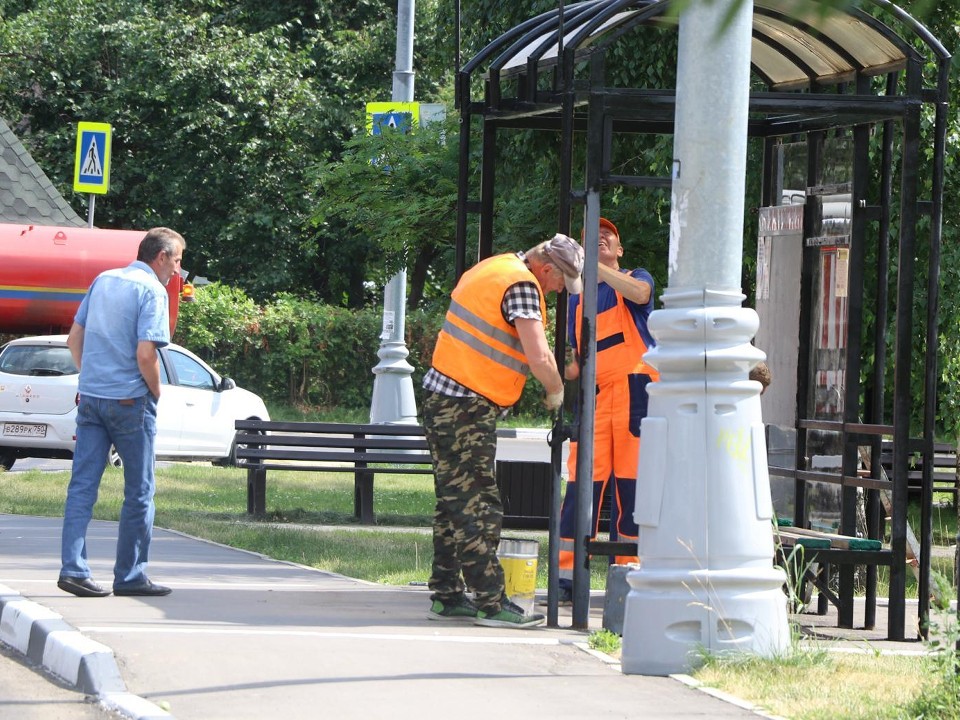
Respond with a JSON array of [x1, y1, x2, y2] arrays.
[[175, 283, 553, 420]]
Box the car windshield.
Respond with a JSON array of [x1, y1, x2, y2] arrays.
[[0, 345, 78, 376]]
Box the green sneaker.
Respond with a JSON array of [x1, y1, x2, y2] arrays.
[[474, 598, 546, 629], [427, 596, 479, 622]]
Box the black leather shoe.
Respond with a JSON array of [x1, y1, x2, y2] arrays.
[[57, 575, 111, 598], [113, 579, 172, 597]]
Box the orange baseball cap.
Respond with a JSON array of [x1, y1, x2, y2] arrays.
[[583, 217, 620, 239], [599, 217, 619, 238]]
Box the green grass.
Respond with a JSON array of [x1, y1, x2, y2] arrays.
[[907, 499, 958, 546], [588, 629, 621, 655], [694, 647, 945, 720]]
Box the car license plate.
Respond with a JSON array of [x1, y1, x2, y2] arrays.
[[2, 422, 46, 438]]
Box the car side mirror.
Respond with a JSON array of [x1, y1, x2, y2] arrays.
[[219, 377, 237, 392]]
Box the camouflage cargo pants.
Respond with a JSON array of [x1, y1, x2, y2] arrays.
[[422, 391, 506, 614]]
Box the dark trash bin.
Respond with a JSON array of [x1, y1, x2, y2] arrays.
[[496, 460, 551, 530]]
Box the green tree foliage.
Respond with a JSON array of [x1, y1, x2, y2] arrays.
[[0, 0, 447, 304], [312, 111, 461, 310], [0, 0, 323, 297], [909, 6, 960, 439], [175, 283, 553, 419], [176, 283, 382, 408]]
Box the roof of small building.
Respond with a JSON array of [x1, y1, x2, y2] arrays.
[[0, 118, 85, 227]]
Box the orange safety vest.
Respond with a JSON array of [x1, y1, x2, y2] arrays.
[[432, 254, 547, 407], [574, 280, 659, 384]]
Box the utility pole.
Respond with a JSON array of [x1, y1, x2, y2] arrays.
[[370, 0, 418, 425], [620, 0, 790, 675]]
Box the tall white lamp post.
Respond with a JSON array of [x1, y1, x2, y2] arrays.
[[370, 0, 418, 425], [620, 0, 790, 675]]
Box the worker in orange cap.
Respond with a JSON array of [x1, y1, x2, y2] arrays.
[[557, 217, 659, 603]]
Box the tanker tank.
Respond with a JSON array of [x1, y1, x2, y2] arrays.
[[0, 223, 182, 336]]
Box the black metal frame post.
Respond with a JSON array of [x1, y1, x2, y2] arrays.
[[838, 91, 870, 627], [546, 44, 580, 628], [865, 73, 898, 629], [793, 129, 823, 533], [919, 57, 951, 639], [571, 80, 606, 631], [888, 57, 924, 642]]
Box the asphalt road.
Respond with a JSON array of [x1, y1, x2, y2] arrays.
[[2, 457, 74, 473]]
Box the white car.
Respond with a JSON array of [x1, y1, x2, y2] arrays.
[[0, 335, 270, 470]]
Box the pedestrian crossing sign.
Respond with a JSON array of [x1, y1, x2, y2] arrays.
[[73, 122, 112, 194], [365, 102, 419, 136]]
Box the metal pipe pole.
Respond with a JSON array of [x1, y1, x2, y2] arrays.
[[621, 0, 789, 675], [392, 0, 415, 102], [370, 0, 418, 425]]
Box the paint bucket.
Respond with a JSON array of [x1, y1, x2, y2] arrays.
[[498, 538, 539, 614]]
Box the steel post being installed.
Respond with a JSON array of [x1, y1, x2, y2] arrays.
[[621, 0, 789, 675], [370, 0, 418, 425]]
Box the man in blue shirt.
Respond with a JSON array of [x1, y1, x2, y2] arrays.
[[58, 227, 186, 598]]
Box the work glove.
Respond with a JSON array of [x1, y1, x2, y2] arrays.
[[544, 388, 564, 411]]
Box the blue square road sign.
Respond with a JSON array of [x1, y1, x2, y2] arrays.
[[73, 122, 112, 194]]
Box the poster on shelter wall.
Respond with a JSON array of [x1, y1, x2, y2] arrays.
[[812, 247, 848, 421], [754, 203, 804, 432], [756, 235, 771, 301], [758, 204, 805, 235], [756, 204, 804, 303], [834, 248, 849, 298]]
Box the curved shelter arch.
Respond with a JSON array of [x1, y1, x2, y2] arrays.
[[454, 0, 950, 640]]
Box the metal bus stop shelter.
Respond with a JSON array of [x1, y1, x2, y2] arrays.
[[452, 0, 949, 639]]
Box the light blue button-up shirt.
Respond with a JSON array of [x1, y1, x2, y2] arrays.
[[74, 260, 170, 399]]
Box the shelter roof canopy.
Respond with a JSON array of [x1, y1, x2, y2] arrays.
[[483, 0, 939, 92]]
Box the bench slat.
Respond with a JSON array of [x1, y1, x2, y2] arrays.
[[778, 532, 831, 549], [245, 462, 434, 474], [234, 433, 429, 451], [778, 526, 882, 551], [236, 419, 426, 437], [236, 448, 431, 465]]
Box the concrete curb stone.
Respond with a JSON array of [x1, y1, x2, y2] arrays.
[[0, 582, 172, 719]]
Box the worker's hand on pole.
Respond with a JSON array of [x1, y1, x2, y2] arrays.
[[544, 387, 564, 412]]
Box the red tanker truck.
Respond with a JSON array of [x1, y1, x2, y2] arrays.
[[0, 223, 188, 336]]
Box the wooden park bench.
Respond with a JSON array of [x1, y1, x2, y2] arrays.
[[234, 419, 434, 523], [880, 440, 959, 499], [774, 521, 893, 622], [234, 419, 555, 527]]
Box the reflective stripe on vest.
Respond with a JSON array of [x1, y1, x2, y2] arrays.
[[575, 281, 658, 383], [440, 302, 529, 375]]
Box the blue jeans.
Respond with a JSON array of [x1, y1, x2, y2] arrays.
[[61, 394, 158, 588]]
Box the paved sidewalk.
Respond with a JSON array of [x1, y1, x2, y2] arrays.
[[0, 514, 766, 720]]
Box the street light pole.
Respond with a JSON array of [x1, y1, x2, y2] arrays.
[[620, 0, 790, 675], [370, 0, 418, 425]]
